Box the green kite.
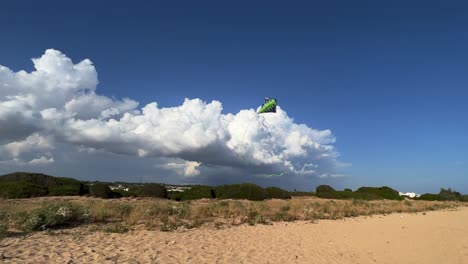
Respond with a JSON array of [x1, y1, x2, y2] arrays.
[[258, 97, 277, 114]]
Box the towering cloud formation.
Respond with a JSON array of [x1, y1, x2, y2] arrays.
[[0, 50, 343, 183]]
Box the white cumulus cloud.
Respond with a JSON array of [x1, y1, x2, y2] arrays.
[[0, 49, 346, 185]]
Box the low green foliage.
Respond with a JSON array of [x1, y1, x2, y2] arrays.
[[167, 191, 183, 201], [355, 186, 403, 200], [215, 183, 268, 201], [16, 202, 89, 231], [265, 187, 291, 199], [315, 185, 341, 199], [416, 188, 465, 201], [180, 185, 215, 200], [102, 223, 129, 233], [112, 188, 137, 197], [89, 183, 115, 198], [0, 181, 48, 198], [0, 172, 88, 198], [136, 183, 167, 198], [315, 185, 402, 200]]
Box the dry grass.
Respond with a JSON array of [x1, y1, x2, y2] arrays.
[[0, 196, 464, 233]]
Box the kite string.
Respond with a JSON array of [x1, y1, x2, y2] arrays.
[[239, 114, 258, 202]]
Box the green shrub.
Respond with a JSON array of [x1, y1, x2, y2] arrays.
[[17, 202, 89, 231], [315, 185, 387, 200], [0, 181, 48, 198], [316, 185, 335, 193], [315, 185, 342, 199], [136, 184, 167, 198], [167, 191, 183, 201], [180, 185, 215, 200], [416, 188, 465, 201], [215, 183, 268, 201], [103, 223, 129, 233], [265, 187, 291, 199], [438, 188, 463, 201], [112, 188, 137, 197], [355, 186, 403, 200], [89, 183, 115, 198], [344, 188, 352, 192], [0, 172, 88, 197], [416, 193, 440, 201]]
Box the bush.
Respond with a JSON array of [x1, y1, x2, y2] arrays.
[[112, 188, 137, 197], [89, 183, 115, 198], [416, 193, 440, 201], [103, 223, 129, 233], [265, 187, 291, 199], [438, 188, 463, 201], [180, 186, 215, 200], [0, 172, 89, 198], [0, 181, 48, 198], [215, 183, 268, 201], [344, 188, 352, 192], [315, 185, 342, 199], [416, 188, 464, 201], [167, 191, 183, 201], [355, 186, 403, 200], [17, 202, 89, 231], [315, 185, 387, 200], [136, 183, 167, 198]]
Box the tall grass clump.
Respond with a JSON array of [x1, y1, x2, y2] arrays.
[[0, 225, 7, 240]]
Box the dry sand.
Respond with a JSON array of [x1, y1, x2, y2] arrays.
[[1, 206, 468, 264]]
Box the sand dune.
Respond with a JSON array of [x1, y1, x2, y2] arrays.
[[1, 207, 468, 263]]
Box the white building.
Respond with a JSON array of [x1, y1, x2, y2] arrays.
[[399, 192, 421, 198]]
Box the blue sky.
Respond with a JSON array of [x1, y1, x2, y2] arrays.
[[1, 1, 467, 193]]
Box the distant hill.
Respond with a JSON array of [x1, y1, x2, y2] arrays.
[[0, 172, 87, 198]]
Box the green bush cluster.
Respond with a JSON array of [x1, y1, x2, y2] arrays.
[[136, 183, 167, 198], [315, 185, 403, 200], [0, 181, 48, 198], [112, 188, 137, 197], [315, 185, 341, 199], [102, 223, 130, 233], [0, 172, 87, 198], [265, 187, 291, 199], [355, 186, 403, 200], [179, 185, 215, 200], [215, 183, 269, 201], [89, 183, 116, 198], [16, 202, 89, 231], [416, 188, 465, 201]]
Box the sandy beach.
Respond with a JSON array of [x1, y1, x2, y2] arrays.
[[1, 206, 467, 264]]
